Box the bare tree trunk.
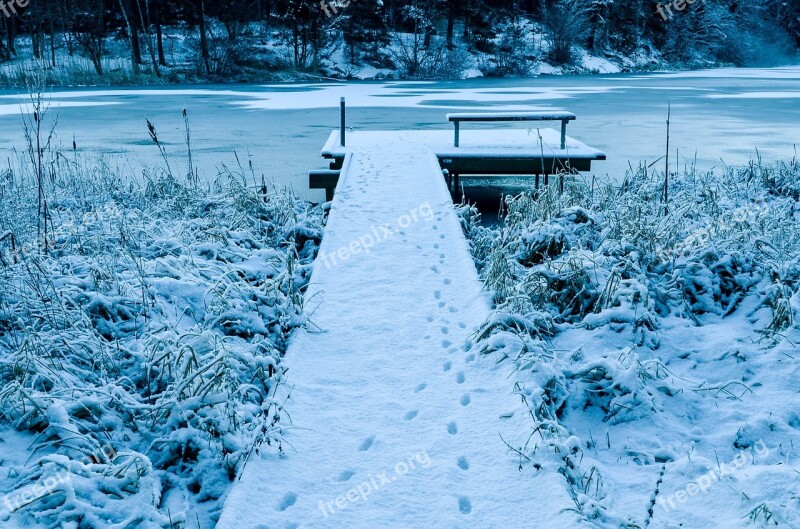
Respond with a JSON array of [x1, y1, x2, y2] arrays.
[[446, 1, 455, 49], [50, 18, 56, 67], [135, 0, 161, 76], [155, 0, 166, 66], [131, 26, 143, 63], [117, 0, 141, 74], [198, 0, 211, 74], [6, 16, 15, 56], [32, 24, 42, 59]]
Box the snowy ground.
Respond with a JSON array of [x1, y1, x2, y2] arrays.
[[0, 155, 323, 528], [461, 159, 800, 527]]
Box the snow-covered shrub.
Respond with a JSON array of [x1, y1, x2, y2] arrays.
[[465, 159, 800, 527], [0, 162, 322, 527], [565, 351, 679, 424]]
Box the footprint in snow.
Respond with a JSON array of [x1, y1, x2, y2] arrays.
[[457, 456, 470, 471], [415, 383, 427, 393], [438, 301, 446, 308], [434, 291, 442, 300], [455, 372, 465, 384], [430, 265, 440, 274], [441, 327, 449, 335], [442, 340, 452, 349], [277, 493, 297, 511], [447, 422, 458, 435], [338, 470, 356, 482], [459, 497, 472, 514], [458, 322, 467, 329], [404, 410, 418, 421], [443, 361, 452, 372], [439, 234, 446, 239], [448, 307, 458, 314], [460, 394, 471, 406], [443, 278, 452, 285], [426, 315, 435, 322], [465, 353, 475, 363], [359, 436, 375, 452]]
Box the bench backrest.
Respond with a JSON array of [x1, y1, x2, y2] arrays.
[[447, 112, 576, 149], [446, 112, 576, 123]]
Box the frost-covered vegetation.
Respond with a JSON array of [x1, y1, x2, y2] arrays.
[[462, 158, 800, 527], [0, 111, 324, 527]]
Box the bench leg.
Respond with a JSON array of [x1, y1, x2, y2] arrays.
[[454, 122, 460, 147], [560, 120, 567, 150]]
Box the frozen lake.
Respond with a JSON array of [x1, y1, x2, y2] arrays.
[[0, 66, 799, 201]]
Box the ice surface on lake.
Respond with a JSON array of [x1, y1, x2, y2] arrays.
[[0, 66, 797, 201]]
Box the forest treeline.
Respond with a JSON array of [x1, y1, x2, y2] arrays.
[[0, 0, 798, 80]]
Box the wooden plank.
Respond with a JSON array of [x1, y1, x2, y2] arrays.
[[438, 156, 595, 175], [309, 169, 340, 189], [446, 111, 576, 122]]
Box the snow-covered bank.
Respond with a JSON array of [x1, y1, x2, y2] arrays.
[[462, 159, 800, 527], [0, 156, 323, 528], [2, 20, 795, 89]]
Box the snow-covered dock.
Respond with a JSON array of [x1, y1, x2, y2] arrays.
[[312, 122, 606, 200], [218, 135, 579, 527]]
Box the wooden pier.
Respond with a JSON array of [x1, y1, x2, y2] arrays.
[[219, 121, 580, 529], [310, 103, 606, 201]]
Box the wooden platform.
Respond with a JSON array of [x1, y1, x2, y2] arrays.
[[312, 128, 606, 199]]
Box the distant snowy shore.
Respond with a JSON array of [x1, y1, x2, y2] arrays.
[[0, 23, 779, 89]]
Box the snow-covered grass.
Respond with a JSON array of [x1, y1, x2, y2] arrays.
[[461, 158, 800, 527], [0, 146, 323, 528]]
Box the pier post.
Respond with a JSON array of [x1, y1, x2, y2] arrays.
[[560, 119, 567, 150], [340, 97, 346, 147]]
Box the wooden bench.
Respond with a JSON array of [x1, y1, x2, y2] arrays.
[[446, 111, 577, 149]]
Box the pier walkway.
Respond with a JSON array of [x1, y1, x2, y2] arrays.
[[218, 135, 578, 528]]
